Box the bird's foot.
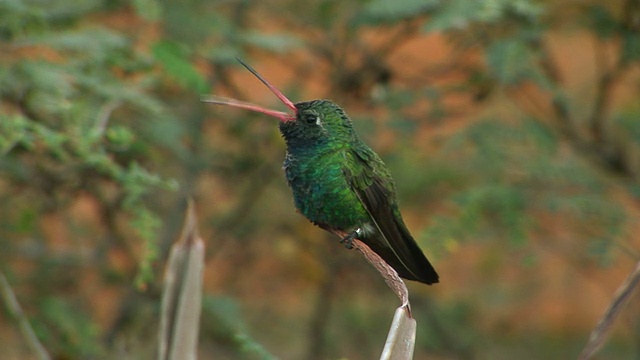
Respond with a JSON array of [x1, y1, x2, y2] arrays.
[[340, 228, 363, 250]]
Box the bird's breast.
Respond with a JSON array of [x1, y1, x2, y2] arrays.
[[283, 150, 370, 230]]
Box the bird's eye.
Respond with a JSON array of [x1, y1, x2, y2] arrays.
[[303, 113, 318, 125]]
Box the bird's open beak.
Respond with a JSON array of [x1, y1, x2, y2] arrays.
[[202, 59, 297, 123]]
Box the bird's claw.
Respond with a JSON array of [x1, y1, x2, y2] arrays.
[[340, 228, 363, 250]]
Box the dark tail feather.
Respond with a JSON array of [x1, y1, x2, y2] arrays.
[[393, 236, 439, 284], [363, 230, 439, 285]]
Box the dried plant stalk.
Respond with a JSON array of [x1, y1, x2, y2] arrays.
[[158, 201, 205, 360], [380, 306, 417, 360], [0, 271, 51, 360]]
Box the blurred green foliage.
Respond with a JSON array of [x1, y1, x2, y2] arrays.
[[1, 0, 639, 359], [33, 296, 104, 358], [201, 296, 277, 360]]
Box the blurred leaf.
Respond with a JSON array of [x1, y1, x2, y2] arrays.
[[521, 117, 558, 154], [587, 5, 619, 39], [0, 61, 73, 103], [615, 108, 640, 143], [424, 0, 479, 32], [106, 125, 136, 151], [0, 0, 47, 39], [133, 0, 162, 21], [425, 115, 623, 254], [621, 30, 640, 64], [34, 297, 104, 358], [486, 38, 534, 85], [455, 184, 528, 245], [162, 0, 220, 42], [207, 44, 243, 64], [16, 208, 37, 232], [415, 299, 476, 354], [587, 238, 616, 266], [240, 32, 304, 53], [424, 0, 541, 32], [362, 0, 438, 24], [132, 206, 163, 288], [0, 114, 30, 154], [152, 40, 208, 93], [119, 162, 176, 208], [139, 115, 186, 155], [201, 296, 277, 360], [22, 27, 129, 62]]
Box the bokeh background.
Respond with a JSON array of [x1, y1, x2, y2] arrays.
[[2, 0, 640, 359]]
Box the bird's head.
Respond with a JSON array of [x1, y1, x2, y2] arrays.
[[203, 59, 356, 151]]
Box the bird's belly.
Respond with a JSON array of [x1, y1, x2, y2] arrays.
[[284, 157, 369, 230]]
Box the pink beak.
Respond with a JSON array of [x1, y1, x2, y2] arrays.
[[202, 59, 297, 122]]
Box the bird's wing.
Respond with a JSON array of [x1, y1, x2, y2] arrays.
[[344, 146, 439, 284]]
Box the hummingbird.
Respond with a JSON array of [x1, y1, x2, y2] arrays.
[[204, 59, 439, 285]]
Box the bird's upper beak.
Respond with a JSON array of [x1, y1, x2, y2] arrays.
[[202, 59, 296, 123]]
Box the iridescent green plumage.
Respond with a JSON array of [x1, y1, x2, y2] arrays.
[[280, 100, 439, 284], [204, 60, 439, 285]]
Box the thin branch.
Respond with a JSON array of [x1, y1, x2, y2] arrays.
[[588, 0, 638, 144], [578, 260, 640, 359], [305, 247, 339, 360], [536, 40, 575, 140], [588, 40, 624, 145], [354, 239, 410, 311], [333, 230, 411, 315], [0, 270, 51, 360], [532, 36, 640, 181], [510, 85, 557, 123], [94, 100, 123, 135]]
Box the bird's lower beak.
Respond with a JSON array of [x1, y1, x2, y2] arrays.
[[201, 95, 295, 122], [202, 59, 297, 123]]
